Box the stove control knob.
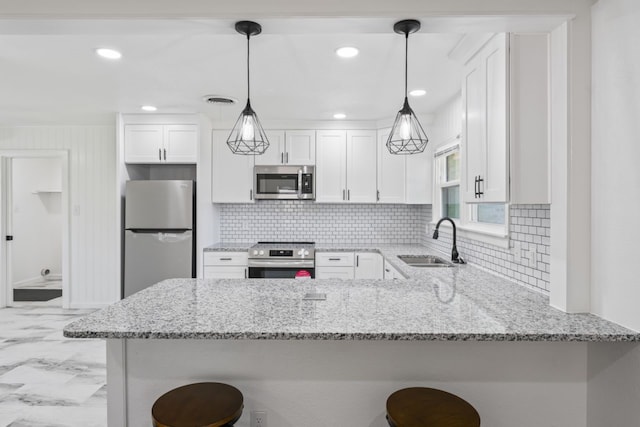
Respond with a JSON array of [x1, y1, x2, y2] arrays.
[[304, 250, 309, 256], [259, 250, 264, 255], [252, 250, 258, 255], [297, 249, 304, 256]]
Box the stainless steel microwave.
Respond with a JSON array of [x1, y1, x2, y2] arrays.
[[254, 165, 315, 200]]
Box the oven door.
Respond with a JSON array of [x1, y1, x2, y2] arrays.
[[248, 260, 315, 279]]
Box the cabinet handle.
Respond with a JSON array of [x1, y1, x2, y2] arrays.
[[376, 190, 380, 202], [356, 255, 359, 267], [286, 152, 289, 163], [477, 176, 484, 197], [244, 268, 248, 279], [250, 189, 253, 200], [328, 258, 341, 261], [281, 152, 284, 164], [219, 257, 232, 261], [342, 189, 346, 200], [385, 268, 390, 272], [348, 189, 350, 200], [163, 148, 166, 161], [158, 148, 162, 161]]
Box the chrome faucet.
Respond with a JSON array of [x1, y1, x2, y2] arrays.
[[432, 217, 465, 264]]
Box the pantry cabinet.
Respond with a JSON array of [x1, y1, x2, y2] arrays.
[[211, 130, 255, 203], [316, 130, 377, 203], [461, 33, 509, 203], [124, 124, 198, 164], [254, 130, 316, 166]]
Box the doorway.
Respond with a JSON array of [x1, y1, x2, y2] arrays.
[[0, 151, 70, 308]]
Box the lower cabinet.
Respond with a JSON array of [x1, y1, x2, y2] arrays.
[[315, 252, 383, 280], [383, 260, 404, 280], [203, 251, 248, 279]]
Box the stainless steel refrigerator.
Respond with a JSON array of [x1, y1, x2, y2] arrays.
[[123, 180, 195, 298]]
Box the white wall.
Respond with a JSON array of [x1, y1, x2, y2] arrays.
[[591, 0, 640, 331], [0, 126, 119, 308], [11, 157, 62, 285]]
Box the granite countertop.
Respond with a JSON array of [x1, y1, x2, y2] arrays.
[[64, 244, 640, 342]]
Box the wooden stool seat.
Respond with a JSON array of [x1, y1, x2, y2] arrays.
[[152, 382, 243, 427], [386, 387, 480, 427]]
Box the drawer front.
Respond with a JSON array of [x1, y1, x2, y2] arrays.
[[203, 266, 247, 279], [203, 251, 248, 266], [316, 266, 355, 280], [315, 252, 355, 267]]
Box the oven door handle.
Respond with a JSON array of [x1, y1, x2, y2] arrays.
[[248, 260, 315, 268], [297, 169, 303, 199]]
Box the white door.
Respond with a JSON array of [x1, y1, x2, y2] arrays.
[[354, 252, 383, 279], [254, 130, 285, 165], [346, 130, 377, 203], [377, 127, 406, 203], [211, 130, 255, 203], [315, 130, 347, 203], [124, 125, 163, 163], [461, 56, 485, 202], [285, 130, 316, 165], [164, 125, 198, 164]]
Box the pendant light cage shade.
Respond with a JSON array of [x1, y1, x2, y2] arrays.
[[227, 101, 270, 155], [387, 98, 429, 154], [387, 19, 429, 155], [227, 20, 270, 155]]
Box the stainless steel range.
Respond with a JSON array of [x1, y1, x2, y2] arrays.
[[248, 241, 315, 279]]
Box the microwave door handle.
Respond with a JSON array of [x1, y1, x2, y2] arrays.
[[298, 169, 303, 199]]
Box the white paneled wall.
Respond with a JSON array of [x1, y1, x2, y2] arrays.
[[0, 126, 118, 308]]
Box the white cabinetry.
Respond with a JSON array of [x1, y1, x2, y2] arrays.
[[383, 260, 404, 279], [125, 124, 198, 164], [354, 252, 383, 279], [461, 33, 509, 203], [203, 251, 248, 279], [316, 252, 355, 279], [316, 130, 377, 203], [211, 130, 255, 203], [255, 130, 316, 166]]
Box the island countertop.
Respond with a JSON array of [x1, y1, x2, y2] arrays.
[[64, 245, 640, 342]]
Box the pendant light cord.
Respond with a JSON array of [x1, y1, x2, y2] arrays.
[[246, 34, 251, 100], [404, 31, 409, 98]]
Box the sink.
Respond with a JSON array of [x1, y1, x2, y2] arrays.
[[397, 255, 454, 268]]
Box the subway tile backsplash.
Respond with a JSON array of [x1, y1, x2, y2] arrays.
[[219, 201, 550, 294], [219, 201, 426, 245]]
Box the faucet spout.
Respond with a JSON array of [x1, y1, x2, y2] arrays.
[[432, 217, 464, 264]]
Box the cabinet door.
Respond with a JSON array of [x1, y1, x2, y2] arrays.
[[164, 125, 198, 164], [254, 130, 285, 165], [316, 266, 354, 280], [377, 128, 406, 203], [346, 130, 377, 203], [203, 266, 247, 279], [316, 130, 347, 203], [383, 260, 404, 279], [211, 130, 255, 203], [462, 56, 485, 202], [285, 130, 316, 165], [354, 252, 383, 279], [124, 125, 163, 163]]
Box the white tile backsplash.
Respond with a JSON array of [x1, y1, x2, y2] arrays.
[[219, 201, 427, 244]]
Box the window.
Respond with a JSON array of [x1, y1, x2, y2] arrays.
[[434, 144, 460, 220], [470, 203, 506, 225]]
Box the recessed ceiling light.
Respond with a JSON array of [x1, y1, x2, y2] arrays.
[[95, 48, 122, 60], [409, 89, 427, 97], [335, 47, 359, 58], [141, 105, 157, 112], [333, 113, 346, 119]]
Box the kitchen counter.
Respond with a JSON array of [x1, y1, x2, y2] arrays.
[[64, 244, 639, 342]]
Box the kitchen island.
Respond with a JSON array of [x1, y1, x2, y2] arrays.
[[65, 245, 640, 427]]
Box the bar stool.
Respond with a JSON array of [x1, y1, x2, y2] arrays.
[[152, 382, 243, 427], [386, 387, 480, 427]]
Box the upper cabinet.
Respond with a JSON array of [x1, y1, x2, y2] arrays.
[[316, 130, 377, 203], [211, 130, 255, 203], [124, 124, 198, 164], [461, 33, 509, 203], [255, 130, 316, 166]]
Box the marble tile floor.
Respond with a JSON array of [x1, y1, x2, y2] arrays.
[[0, 305, 106, 427]]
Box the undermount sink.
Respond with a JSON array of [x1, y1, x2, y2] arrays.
[[397, 255, 455, 268]]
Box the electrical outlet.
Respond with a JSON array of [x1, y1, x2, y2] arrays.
[[526, 246, 538, 269], [251, 410, 267, 427]]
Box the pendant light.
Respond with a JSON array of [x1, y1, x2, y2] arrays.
[[227, 21, 270, 155], [386, 19, 429, 155]]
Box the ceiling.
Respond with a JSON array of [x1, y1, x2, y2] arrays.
[[0, 17, 566, 126]]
